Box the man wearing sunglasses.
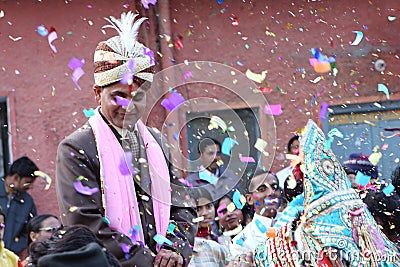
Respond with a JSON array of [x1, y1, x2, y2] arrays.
[[0, 156, 39, 258]]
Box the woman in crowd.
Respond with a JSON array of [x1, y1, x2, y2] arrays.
[[189, 187, 230, 266], [27, 214, 61, 246], [28, 225, 121, 267], [22, 214, 61, 266], [216, 188, 252, 250]]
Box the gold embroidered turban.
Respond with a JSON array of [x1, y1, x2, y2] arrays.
[[94, 12, 155, 87]]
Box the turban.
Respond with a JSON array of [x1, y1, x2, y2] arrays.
[[94, 12, 155, 87]]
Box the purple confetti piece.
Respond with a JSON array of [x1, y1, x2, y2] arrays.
[[143, 47, 154, 65], [119, 152, 135, 175], [120, 59, 135, 84], [173, 132, 179, 141], [68, 57, 85, 70], [116, 96, 130, 107], [130, 226, 140, 243], [319, 102, 329, 120], [142, 0, 157, 9], [161, 91, 185, 111], [73, 180, 99, 196], [121, 243, 130, 254], [72, 67, 85, 90]]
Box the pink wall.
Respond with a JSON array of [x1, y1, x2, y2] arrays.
[[0, 0, 399, 216]]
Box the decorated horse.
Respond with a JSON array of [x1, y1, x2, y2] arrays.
[[250, 120, 400, 267]]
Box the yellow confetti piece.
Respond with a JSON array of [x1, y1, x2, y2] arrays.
[[192, 216, 204, 223], [254, 138, 269, 156], [208, 115, 227, 132], [34, 170, 52, 190], [245, 69, 268, 83], [369, 152, 382, 166], [364, 120, 376, 127], [227, 202, 236, 212], [265, 30, 276, 37], [69, 206, 78, 212]]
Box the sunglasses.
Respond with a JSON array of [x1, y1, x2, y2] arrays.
[[0, 223, 5, 229], [38, 225, 63, 233]]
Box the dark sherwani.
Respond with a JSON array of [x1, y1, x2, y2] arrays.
[[56, 122, 196, 267], [0, 179, 37, 254]]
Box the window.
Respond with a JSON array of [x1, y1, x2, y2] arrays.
[[322, 100, 400, 182], [185, 107, 260, 185]]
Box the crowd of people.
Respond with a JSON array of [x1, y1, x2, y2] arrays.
[[1, 11, 399, 267]]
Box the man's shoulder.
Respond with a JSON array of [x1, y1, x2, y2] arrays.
[[59, 123, 95, 147], [219, 167, 238, 178]]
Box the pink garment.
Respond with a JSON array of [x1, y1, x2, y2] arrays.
[[89, 107, 171, 248]]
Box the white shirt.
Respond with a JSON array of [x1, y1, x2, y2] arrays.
[[230, 213, 279, 258]]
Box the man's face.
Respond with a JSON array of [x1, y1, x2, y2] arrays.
[[246, 173, 281, 218], [14, 176, 35, 192], [94, 82, 146, 129], [200, 144, 221, 173]]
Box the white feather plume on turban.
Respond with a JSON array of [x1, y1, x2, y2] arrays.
[[94, 12, 155, 87]]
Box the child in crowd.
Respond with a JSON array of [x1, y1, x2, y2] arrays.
[[230, 169, 282, 258], [189, 187, 230, 266], [0, 211, 23, 267]]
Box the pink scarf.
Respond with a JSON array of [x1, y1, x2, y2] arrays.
[[89, 107, 171, 247]]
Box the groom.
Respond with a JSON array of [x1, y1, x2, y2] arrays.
[[56, 12, 196, 267]]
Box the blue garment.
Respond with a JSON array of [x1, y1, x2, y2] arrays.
[[273, 194, 304, 229], [0, 178, 37, 254]]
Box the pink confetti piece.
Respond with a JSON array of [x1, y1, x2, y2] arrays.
[[263, 104, 282, 115], [116, 96, 130, 107], [47, 29, 58, 53], [238, 154, 255, 163], [73, 180, 99, 195], [217, 203, 227, 217], [178, 178, 192, 187]]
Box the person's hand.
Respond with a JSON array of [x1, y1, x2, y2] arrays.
[[228, 251, 255, 267], [154, 248, 183, 267]]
